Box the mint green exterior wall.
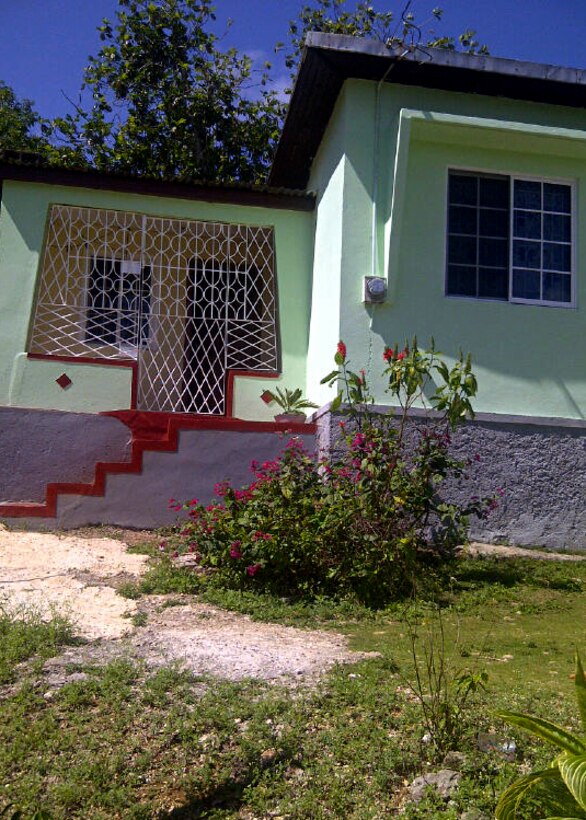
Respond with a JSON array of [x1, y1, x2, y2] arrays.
[[308, 78, 586, 419], [0, 181, 313, 419]]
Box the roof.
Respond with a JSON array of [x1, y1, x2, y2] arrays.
[[269, 33, 586, 189], [0, 150, 315, 212]]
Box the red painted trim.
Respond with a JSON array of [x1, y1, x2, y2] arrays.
[[26, 353, 139, 411], [0, 410, 316, 519]]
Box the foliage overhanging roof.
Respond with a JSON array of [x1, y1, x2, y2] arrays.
[[269, 32, 586, 189]]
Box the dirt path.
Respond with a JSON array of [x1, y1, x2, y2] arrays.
[[0, 526, 374, 685]]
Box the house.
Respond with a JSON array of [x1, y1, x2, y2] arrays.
[[1, 34, 586, 547]]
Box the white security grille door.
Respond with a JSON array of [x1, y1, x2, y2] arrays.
[[30, 205, 278, 414]]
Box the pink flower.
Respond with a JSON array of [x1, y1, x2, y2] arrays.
[[246, 563, 262, 577], [336, 340, 347, 362], [229, 540, 242, 559], [396, 350, 406, 361]]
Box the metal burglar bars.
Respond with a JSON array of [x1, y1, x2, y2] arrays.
[[29, 205, 279, 414]]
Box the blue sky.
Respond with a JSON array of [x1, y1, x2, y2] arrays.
[[2, 1, 586, 120]]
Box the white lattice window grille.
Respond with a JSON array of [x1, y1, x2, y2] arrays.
[[29, 204, 279, 415]]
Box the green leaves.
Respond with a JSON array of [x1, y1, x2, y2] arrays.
[[497, 712, 586, 756], [496, 655, 586, 818]]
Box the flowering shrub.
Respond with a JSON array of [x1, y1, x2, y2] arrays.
[[169, 339, 498, 606]]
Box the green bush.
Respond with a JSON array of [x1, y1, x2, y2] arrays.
[[168, 339, 497, 606]]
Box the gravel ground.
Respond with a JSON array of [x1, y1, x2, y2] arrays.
[[0, 526, 375, 686]]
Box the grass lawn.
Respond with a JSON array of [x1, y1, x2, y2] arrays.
[[2, 551, 586, 818]]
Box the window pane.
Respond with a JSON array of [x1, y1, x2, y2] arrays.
[[479, 238, 508, 267], [480, 208, 508, 237], [543, 242, 571, 272], [514, 180, 541, 210], [449, 205, 477, 235], [544, 183, 571, 213], [512, 268, 540, 300], [448, 235, 477, 265], [447, 265, 476, 296], [513, 239, 541, 269], [449, 174, 477, 206], [543, 272, 571, 303], [543, 213, 571, 242], [479, 176, 509, 208], [478, 268, 508, 299], [514, 210, 541, 239]]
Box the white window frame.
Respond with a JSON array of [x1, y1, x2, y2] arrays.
[[445, 167, 577, 309]]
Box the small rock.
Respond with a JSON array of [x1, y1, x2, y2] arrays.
[[408, 769, 461, 803], [260, 748, 277, 768]]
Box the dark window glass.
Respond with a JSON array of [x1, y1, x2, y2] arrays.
[[512, 269, 541, 300], [448, 235, 477, 265], [478, 268, 508, 299], [447, 265, 476, 296], [543, 242, 571, 272], [514, 180, 541, 210], [543, 213, 571, 243], [479, 208, 508, 237], [449, 205, 477, 235], [514, 210, 541, 239], [513, 240, 541, 270], [449, 174, 477, 206], [479, 238, 508, 268], [543, 272, 571, 303], [544, 183, 571, 213], [479, 176, 509, 208]]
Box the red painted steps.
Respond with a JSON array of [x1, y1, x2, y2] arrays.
[[0, 411, 316, 519]]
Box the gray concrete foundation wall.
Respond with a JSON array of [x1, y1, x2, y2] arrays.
[[54, 428, 316, 529], [0, 407, 132, 502], [314, 406, 586, 551]]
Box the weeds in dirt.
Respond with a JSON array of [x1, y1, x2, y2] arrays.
[[0, 606, 76, 685]]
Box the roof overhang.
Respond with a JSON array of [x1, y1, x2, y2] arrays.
[[0, 152, 315, 212], [269, 33, 586, 189]]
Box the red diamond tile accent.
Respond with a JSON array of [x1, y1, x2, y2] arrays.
[[260, 390, 274, 405], [56, 373, 72, 389]]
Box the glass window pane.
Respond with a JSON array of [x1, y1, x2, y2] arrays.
[[514, 179, 541, 210], [543, 272, 571, 303], [448, 235, 477, 265], [544, 183, 571, 213], [512, 268, 541, 300], [543, 242, 571, 272], [479, 238, 508, 267], [478, 268, 508, 299], [449, 175, 477, 206], [447, 265, 477, 297], [479, 176, 509, 208], [543, 213, 571, 242], [480, 208, 508, 237], [513, 239, 540, 269], [514, 210, 541, 239], [449, 205, 477, 235]]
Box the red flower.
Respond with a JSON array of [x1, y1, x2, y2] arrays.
[[246, 563, 262, 577], [230, 541, 242, 559], [396, 350, 406, 361], [383, 347, 394, 363], [337, 340, 347, 362]]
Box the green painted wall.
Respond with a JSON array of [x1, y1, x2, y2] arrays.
[[309, 78, 586, 419], [0, 181, 313, 419]]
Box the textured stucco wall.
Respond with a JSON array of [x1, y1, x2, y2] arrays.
[[309, 78, 586, 420], [0, 407, 131, 502], [0, 181, 314, 419], [315, 405, 586, 551]]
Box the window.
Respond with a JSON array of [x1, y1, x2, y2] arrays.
[[86, 257, 151, 350], [446, 171, 574, 306]]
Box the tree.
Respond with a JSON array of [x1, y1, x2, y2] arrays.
[[282, 0, 488, 73], [0, 81, 47, 154], [46, 0, 283, 183], [44, 0, 487, 183]]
